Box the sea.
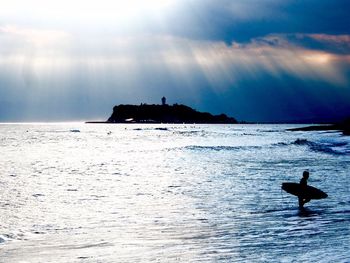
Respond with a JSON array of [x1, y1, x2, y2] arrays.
[[0, 123, 349, 262]]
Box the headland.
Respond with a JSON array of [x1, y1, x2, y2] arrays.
[[287, 119, 350, 135]]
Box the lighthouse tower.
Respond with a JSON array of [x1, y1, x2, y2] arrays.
[[161, 96, 166, 106]]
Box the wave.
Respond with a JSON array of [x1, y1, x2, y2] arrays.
[[175, 130, 203, 135], [133, 127, 169, 131], [184, 145, 262, 151], [291, 138, 349, 155], [0, 233, 17, 244], [179, 138, 349, 155], [0, 235, 6, 244]]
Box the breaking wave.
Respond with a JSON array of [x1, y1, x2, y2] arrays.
[[184, 145, 262, 151], [179, 138, 349, 155], [292, 138, 349, 155]]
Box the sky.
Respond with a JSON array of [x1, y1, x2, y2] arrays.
[[0, 0, 350, 122]]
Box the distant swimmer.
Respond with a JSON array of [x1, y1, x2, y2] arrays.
[[299, 170, 311, 208]]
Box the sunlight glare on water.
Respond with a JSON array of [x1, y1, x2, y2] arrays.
[[0, 123, 350, 262]]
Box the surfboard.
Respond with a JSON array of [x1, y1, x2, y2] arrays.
[[281, 182, 328, 199]]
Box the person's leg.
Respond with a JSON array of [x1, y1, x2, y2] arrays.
[[298, 197, 304, 208]]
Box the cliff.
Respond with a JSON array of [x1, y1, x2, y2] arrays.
[[107, 104, 237, 124]]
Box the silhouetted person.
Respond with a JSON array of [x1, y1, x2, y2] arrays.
[[299, 170, 310, 208]]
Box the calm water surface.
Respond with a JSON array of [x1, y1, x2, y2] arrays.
[[0, 123, 349, 262]]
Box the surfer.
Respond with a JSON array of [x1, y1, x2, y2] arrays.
[[282, 171, 327, 208], [299, 170, 311, 208]]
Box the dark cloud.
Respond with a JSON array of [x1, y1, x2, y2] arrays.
[[0, 0, 350, 122], [282, 34, 350, 55], [162, 0, 350, 43]]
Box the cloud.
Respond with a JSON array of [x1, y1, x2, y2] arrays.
[[1, 0, 349, 43], [247, 33, 350, 59], [0, 25, 71, 61], [158, 0, 350, 43], [1, 26, 349, 88], [190, 37, 350, 91], [0, 14, 349, 121], [307, 34, 350, 44], [0, 25, 69, 43]]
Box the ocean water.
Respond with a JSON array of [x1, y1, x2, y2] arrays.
[[0, 123, 349, 262]]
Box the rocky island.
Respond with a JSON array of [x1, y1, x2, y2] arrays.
[[87, 98, 237, 124]]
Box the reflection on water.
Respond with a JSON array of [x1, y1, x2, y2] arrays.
[[0, 124, 349, 262]]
